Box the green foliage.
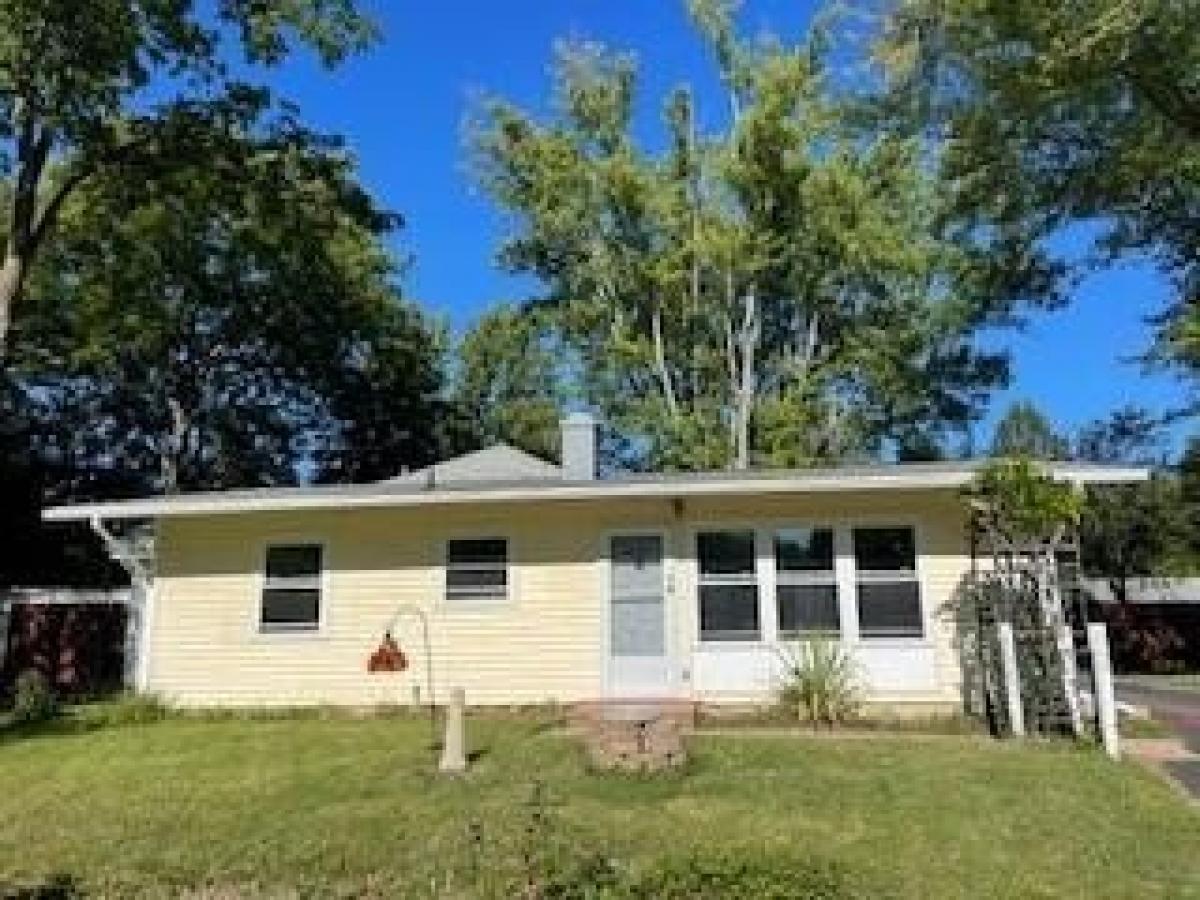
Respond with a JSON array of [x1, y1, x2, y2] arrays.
[[469, 12, 1016, 471], [0, 716, 1197, 895], [77, 693, 170, 728], [990, 400, 1069, 460], [5, 138, 449, 496], [455, 305, 569, 462], [967, 458, 1082, 547], [0, 0, 379, 348], [876, 0, 1200, 404], [776, 639, 862, 725], [10, 670, 57, 725]]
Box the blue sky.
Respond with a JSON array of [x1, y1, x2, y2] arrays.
[[259, 0, 1190, 455]]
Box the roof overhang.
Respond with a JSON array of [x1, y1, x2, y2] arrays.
[[41, 461, 1150, 524]]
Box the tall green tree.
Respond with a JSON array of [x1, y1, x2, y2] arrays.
[[7, 138, 447, 496], [876, 0, 1200, 406], [0, 0, 377, 349], [990, 400, 1070, 459], [455, 306, 568, 462], [1073, 408, 1198, 589], [470, 3, 1017, 471]]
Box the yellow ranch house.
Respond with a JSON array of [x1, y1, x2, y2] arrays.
[[44, 415, 1145, 713]]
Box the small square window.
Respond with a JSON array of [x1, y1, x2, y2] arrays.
[[446, 538, 508, 602]]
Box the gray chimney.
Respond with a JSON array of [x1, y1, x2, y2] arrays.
[[560, 412, 598, 481]]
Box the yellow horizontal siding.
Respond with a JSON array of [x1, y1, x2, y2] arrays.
[[149, 491, 971, 707]]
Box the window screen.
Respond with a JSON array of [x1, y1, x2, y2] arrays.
[[853, 527, 922, 638], [697, 530, 759, 641], [446, 538, 508, 602], [774, 528, 839, 637], [261, 545, 322, 631]]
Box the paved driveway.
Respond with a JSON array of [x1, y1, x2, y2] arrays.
[[1117, 679, 1200, 798]]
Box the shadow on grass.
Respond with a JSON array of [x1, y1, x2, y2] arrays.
[[1, 874, 84, 899]]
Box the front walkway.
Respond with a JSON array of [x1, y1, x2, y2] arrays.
[[1117, 678, 1200, 799]]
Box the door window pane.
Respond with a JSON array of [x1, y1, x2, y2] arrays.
[[611, 597, 665, 656], [610, 535, 665, 656]]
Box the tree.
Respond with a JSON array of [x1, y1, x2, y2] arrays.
[[6, 137, 448, 497], [0, 0, 377, 349], [470, 3, 1019, 471], [455, 306, 568, 463], [1074, 409, 1196, 592], [990, 400, 1069, 459], [876, 0, 1200, 406]]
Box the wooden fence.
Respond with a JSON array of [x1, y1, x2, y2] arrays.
[[0, 588, 134, 698]]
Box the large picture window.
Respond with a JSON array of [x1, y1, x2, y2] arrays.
[[853, 527, 923, 639], [261, 544, 322, 632], [446, 538, 509, 602], [697, 530, 759, 641], [775, 528, 839, 637]]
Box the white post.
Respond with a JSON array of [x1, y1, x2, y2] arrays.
[[439, 687, 467, 775], [1058, 624, 1083, 736], [998, 622, 1025, 738], [1087, 623, 1120, 760]]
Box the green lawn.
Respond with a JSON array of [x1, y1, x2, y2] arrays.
[[0, 713, 1196, 898], [1121, 673, 1200, 694]]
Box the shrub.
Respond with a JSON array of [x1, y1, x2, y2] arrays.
[[777, 638, 861, 725], [82, 693, 171, 728], [10, 670, 59, 725]]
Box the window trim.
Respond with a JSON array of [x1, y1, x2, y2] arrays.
[[443, 536, 511, 606], [695, 528, 763, 644], [851, 524, 926, 641], [773, 526, 840, 639], [686, 517, 930, 650], [257, 541, 327, 636]]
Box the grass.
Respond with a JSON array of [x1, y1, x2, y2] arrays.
[[1120, 713, 1176, 740], [0, 711, 1196, 898], [1121, 672, 1200, 694]]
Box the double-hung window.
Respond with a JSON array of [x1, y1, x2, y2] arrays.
[[774, 528, 840, 637], [697, 530, 760, 641], [853, 527, 923, 639], [446, 538, 508, 603], [261, 544, 322, 632]]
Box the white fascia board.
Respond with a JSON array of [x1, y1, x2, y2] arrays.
[[41, 462, 1149, 523]]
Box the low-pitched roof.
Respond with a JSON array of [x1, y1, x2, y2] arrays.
[[42, 451, 1148, 523], [378, 443, 562, 486]]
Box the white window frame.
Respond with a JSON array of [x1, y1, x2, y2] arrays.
[[444, 537, 510, 605], [695, 528, 762, 644], [258, 542, 325, 634], [851, 525, 925, 640], [773, 526, 840, 639]]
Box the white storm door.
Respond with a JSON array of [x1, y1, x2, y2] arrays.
[[607, 534, 672, 696]]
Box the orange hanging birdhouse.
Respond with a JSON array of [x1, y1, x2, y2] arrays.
[[367, 631, 408, 673]]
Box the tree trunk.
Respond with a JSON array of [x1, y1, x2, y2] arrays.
[[650, 304, 679, 417], [0, 251, 22, 351], [733, 286, 758, 470]]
